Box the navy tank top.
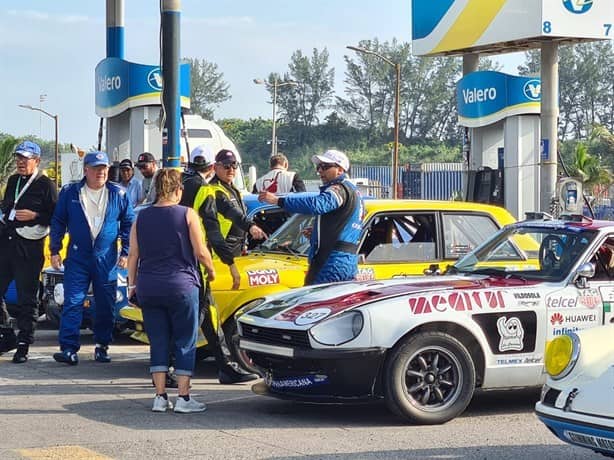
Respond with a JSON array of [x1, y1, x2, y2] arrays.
[[136, 205, 200, 297]]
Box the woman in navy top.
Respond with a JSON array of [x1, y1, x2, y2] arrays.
[[127, 169, 215, 413]]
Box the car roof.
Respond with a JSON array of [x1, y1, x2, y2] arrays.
[[363, 199, 516, 223]]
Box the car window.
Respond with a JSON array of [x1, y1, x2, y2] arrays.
[[591, 235, 614, 280], [359, 213, 437, 262], [443, 213, 500, 259], [247, 208, 291, 250]]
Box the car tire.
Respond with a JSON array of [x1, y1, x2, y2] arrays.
[[384, 331, 476, 425], [222, 319, 260, 375], [44, 302, 62, 329]]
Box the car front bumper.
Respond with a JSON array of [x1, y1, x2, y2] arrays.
[[240, 339, 387, 402], [536, 402, 614, 455]]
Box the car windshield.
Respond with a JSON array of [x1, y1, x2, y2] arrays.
[[451, 223, 597, 281], [258, 214, 314, 255]]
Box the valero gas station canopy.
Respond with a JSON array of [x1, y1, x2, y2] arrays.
[[412, 0, 613, 57]]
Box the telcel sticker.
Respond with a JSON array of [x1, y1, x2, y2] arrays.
[[294, 307, 332, 326]]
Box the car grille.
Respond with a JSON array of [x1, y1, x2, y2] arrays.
[[542, 387, 561, 407], [241, 324, 311, 348]]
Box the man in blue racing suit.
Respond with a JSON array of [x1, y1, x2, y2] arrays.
[[259, 149, 362, 284], [49, 151, 134, 365]]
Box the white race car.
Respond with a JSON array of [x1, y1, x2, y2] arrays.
[[536, 324, 614, 457], [237, 217, 614, 424]]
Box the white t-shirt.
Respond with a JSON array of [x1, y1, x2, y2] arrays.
[[81, 185, 108, 239]]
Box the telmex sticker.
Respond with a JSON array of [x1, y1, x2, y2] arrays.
[[294, 307, 332, 326]]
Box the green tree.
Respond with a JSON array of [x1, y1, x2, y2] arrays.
[[275, 48, 335, 130], [185, 57, 231, 119], [518, 42, 614, 139], [0, 135, 18, 195]]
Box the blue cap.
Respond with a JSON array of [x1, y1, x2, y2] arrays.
[[14, 141, 41, 158], [84, 151, 110, 167]]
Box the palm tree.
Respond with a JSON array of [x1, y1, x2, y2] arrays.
[[0, 136, 18, 196]]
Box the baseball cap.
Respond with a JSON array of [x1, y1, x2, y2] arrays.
[[119, 159, 134, 169], [190, 145, 215, 166], [311, 149, 350, 171], [136, 152, 156, 166], [84, 151, 110, 167], [14, 141, 41, 159], [215, 149, 238, 165]]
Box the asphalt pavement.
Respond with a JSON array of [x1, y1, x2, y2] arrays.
[[0, 327, 605, 460]]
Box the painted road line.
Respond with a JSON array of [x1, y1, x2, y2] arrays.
[[17, 446, 112, 459]]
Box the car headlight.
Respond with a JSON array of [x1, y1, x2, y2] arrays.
[[544, 332, 581, 379], [309, 311, 364, 346], [53, 283, 64, 305]]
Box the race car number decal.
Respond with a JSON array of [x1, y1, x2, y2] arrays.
[[247, 269, 280, 286], [294, 308, 332, 326]]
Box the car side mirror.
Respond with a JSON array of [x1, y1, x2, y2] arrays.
[[573, 262, 595, 288]]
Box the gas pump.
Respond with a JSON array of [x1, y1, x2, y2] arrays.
[[557, 178, 583, 214]]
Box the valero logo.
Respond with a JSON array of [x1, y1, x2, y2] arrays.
[[523, 79, 541, 101], [562, 0, 593, 15], [147, 68, 163, 91]]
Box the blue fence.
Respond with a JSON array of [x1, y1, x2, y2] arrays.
[[352, 163, 465, 200]]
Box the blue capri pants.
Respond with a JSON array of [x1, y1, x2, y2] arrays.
[[139, 287, 199, 376]]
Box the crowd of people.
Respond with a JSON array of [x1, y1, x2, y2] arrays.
[[0, 141, 363, 413]]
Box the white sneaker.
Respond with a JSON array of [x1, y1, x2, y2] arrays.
[[152, 395, 173, 412], [174, 396, 207, 413]]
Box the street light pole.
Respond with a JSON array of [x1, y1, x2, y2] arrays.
[[18, 104, 59, 186], [347, 45, 401, 199], [254, 78, 299, 156]]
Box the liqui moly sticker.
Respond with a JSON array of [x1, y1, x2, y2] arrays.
[[247, 269, 280, 286]]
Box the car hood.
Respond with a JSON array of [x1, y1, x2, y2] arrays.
[[242, 274, 536, 327], [210, 252, 307, 291]]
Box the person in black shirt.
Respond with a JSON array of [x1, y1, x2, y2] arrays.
[[179, 145, 216, 207], [0, 141, 58, 363]]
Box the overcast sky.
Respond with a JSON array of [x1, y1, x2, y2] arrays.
[[0, 1, 524, 147]]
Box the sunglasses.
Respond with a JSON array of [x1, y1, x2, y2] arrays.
[[219, 162, 238, 170], [316, 163, 336, 171]]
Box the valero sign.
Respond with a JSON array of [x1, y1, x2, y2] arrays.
[[95, 58, 191, 118], [457, 71, 541, 128]]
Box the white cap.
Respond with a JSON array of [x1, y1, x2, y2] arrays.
[[189, 145, 215, 166], [311, 149, 349, 171]]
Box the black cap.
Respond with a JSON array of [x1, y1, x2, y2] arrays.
[[215, 149, 238, 164], [119, 159, 134, 169], [136, 152, 155, 166]]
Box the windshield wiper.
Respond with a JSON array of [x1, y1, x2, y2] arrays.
[[471, 268, 506, 276]]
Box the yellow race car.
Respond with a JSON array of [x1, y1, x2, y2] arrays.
[[120, 199, 516, 370]]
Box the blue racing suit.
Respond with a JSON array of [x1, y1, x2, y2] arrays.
[[278, 174, 363, 284], [50, 179, 134, 352]]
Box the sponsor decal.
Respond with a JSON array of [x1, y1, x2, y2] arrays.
[[266, 374, 329, 389], [513, 292, 540, 300], [409, 290, 505, 315], [578, 289, 601, 309], [294, 307, 332, 326], [564, 313, 597, 323], [564, 431, 614, 452], [553, 326, 579, 336], [546, 296, 577, 308], [496, 356, 542, 365], [497, 317, 524, 352], [247, 269, 280, 287], [355, 267, 375, 281], [523, 80, 541, 101], [550, 312, 564, 325]]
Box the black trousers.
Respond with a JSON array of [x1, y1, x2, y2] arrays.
[[0, 233, 44, 344]]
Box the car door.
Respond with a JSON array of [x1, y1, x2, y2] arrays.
[[545, 233, 612, 343], [356, 211, 439, 280]]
